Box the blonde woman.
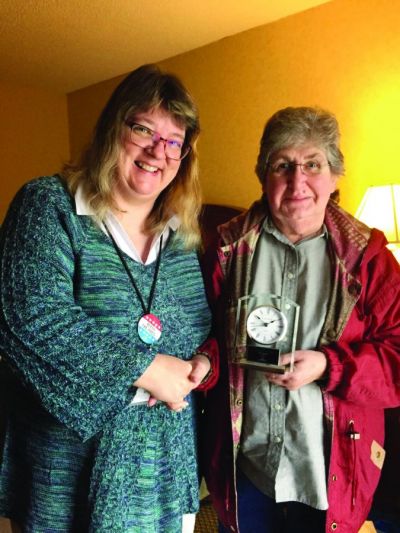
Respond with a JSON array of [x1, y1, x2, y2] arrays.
[[0, 64, 217, 532]]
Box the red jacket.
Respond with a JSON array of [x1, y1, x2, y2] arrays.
[[199, 197, 400, 533]]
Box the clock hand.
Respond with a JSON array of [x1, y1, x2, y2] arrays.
[[251, 315, 268, 325], [252, 320, 279, 328], [263, 319, 279, 327]]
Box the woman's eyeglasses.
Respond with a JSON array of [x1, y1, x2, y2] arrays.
[[268, 160, 330, 177], [126, 122, 191, 161]]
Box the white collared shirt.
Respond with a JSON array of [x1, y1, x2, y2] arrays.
[[75, 184, 180, 265]]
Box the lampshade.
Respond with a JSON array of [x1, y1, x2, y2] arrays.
[[355, 184, 400, 262]]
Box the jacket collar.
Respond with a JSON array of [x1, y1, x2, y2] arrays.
[[218, 194, 380, 278]]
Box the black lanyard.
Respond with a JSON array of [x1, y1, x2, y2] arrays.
[[105, 225, 163, 316]]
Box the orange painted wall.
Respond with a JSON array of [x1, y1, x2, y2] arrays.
[[67, 0, 400, 215], [0, 82, 69, 221]]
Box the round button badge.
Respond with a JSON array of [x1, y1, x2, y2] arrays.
[[138, 313, 162, 345]]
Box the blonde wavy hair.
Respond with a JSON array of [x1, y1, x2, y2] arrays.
[[63, 64, 201, 249]]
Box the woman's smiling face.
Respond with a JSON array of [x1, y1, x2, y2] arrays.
[[114, 107, 185, 209]]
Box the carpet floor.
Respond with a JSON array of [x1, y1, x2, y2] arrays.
[[195, 498, 218, 532]]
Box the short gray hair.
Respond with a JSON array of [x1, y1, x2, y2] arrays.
[[255, 106, 345, 182]]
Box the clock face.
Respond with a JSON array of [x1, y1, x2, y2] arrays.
[[246, 305, 287, 345]]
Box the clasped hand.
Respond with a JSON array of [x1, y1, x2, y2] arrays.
[[134, 353, 211, 411], [264, 350, 327, 390]]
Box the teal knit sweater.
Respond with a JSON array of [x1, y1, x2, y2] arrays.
[[0, 176, 211, 532]]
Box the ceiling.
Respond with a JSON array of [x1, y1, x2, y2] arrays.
[[0, 0, 331, 94]]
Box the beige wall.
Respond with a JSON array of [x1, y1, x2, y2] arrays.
[[0, 81, 70, 221], [2, 0, 399, 221], [67, 0, 400, 216]]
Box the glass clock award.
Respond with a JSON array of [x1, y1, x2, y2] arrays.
[[234, 293, 300, 373]]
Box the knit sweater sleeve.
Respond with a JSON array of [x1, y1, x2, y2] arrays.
[[0, 177, 156, 440]]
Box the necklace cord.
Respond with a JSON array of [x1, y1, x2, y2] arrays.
[[105, 225, 163, 315]]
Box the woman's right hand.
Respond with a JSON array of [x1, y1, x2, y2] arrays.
[[133, 354, 194, 403]]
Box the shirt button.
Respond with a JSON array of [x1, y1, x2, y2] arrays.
[[326, 328, 336, 340], [348, 283, 360, 296], [274, 435, 282, 443], [331, 474, 337, 481], [287, 272, 295, 279], [331, 522, 338, 530], [274, 403, 283, 411]]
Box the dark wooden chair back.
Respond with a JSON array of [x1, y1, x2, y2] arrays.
[[199, 203, 245, 249]]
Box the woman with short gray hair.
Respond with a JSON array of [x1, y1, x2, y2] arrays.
[[200, 106, 400, 533]]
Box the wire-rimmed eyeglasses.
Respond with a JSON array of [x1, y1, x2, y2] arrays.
[[268, 160, 330, 177], [125, 122, 191, 161]]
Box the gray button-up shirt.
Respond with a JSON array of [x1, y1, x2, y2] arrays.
[[238, 217, 331, 510]]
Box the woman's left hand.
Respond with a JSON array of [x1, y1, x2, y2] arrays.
[[264, 350, 327, 391], [148, 353, 211, 411]]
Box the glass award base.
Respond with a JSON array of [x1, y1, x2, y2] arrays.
[[238, 358, 287, 374], [247, 346, 279, 365], [238, 346, 287, 373]]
